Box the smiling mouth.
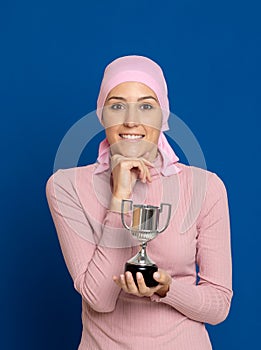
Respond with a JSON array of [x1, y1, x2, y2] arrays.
[[120, 134, 145, 140]]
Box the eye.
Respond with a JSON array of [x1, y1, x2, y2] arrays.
[[110, 103, 125, 110], [140, 103, 153, 110]]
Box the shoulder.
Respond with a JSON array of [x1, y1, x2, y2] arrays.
[[175, 163, 228, 202], [177, 163, 226, 186], [47, 163, 97, 183], [45, 163, 99, 196]]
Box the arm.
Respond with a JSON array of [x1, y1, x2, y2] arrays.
[[46, 169, 132, 313], [151, 173, 233, 325]]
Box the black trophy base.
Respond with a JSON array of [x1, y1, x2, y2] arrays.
[[125, 262, 159, 287]]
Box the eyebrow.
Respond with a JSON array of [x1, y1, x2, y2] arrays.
[[106, 95, 159, 102]]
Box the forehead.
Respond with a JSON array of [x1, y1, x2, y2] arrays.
[[106, 81, 158, 99]]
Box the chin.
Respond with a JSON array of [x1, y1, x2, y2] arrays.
[[110, 141, 157, 161]]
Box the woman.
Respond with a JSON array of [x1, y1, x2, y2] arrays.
[[46, 55, 233, 349]]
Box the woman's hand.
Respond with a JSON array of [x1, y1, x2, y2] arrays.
[[113, 269, 172, 298], [111, 154, 153, 199], [109, 155, 154, 212]]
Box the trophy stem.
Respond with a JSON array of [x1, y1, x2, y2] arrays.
[[140, 242, 147, 263]]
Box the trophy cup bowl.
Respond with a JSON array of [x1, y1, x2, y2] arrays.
[[121, 200, 171, 287]]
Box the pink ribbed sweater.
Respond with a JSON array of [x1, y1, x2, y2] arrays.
[[46, 161, 233, 350]]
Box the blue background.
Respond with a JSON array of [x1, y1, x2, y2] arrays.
[[1, 0, 260, 349]]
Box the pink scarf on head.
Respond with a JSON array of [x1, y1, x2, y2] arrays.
[[94, 55, 181, 176]]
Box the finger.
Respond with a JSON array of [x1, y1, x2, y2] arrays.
[[111, 156, 154, 170], [144, 164, 152, 183], [137, 163, 147, 183], [125, 271, 139, 293], [136, 272, 150, 294], [112, 275, 121, 286], [131, 160, 150, 183], [110, 155, 125, 170], [138, 159, 152, 183], [118, 274, 131, 293], [139, 157, 155, 168]]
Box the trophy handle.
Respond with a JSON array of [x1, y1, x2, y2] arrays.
[[158, 203, 171, 233], [121, 199, 133, 231]]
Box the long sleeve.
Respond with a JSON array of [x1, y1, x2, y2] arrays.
[[46, 164, 231, 349], [46, 169, 132, 313], [151, 173, 233, 325]]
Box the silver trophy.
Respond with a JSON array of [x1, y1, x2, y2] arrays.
[[121, 200, 171, 287]]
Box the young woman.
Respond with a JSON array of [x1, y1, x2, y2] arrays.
[[46, 55, 233, 349]]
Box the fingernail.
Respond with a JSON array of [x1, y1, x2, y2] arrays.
[[154, 272, 160, 279]]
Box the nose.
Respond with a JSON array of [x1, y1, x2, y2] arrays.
[[123, 104, 140, 127]]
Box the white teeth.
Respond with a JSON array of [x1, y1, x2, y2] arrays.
[[121, 134, 143, 139]]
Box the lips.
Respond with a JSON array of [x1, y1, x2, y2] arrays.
[[119, 134, 144, 140]]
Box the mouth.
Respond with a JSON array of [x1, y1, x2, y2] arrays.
[[119, 134, 145, 140]]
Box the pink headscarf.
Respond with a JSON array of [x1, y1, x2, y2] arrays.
[[95, 55, 180, 176]]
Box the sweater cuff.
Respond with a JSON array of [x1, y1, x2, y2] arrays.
[[150, 279, 197, 307], [151, 279, 202, 319]]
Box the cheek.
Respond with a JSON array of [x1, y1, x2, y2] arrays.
[[146, 128, 161, 144], [105, 126, 119, 144]]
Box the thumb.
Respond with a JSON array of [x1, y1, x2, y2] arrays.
[[153, 270, 171, 285]]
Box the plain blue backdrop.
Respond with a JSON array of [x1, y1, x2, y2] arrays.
[[1, 1, 260, 349]]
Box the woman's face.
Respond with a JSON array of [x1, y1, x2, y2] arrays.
[[102, 82, 162, 160]]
